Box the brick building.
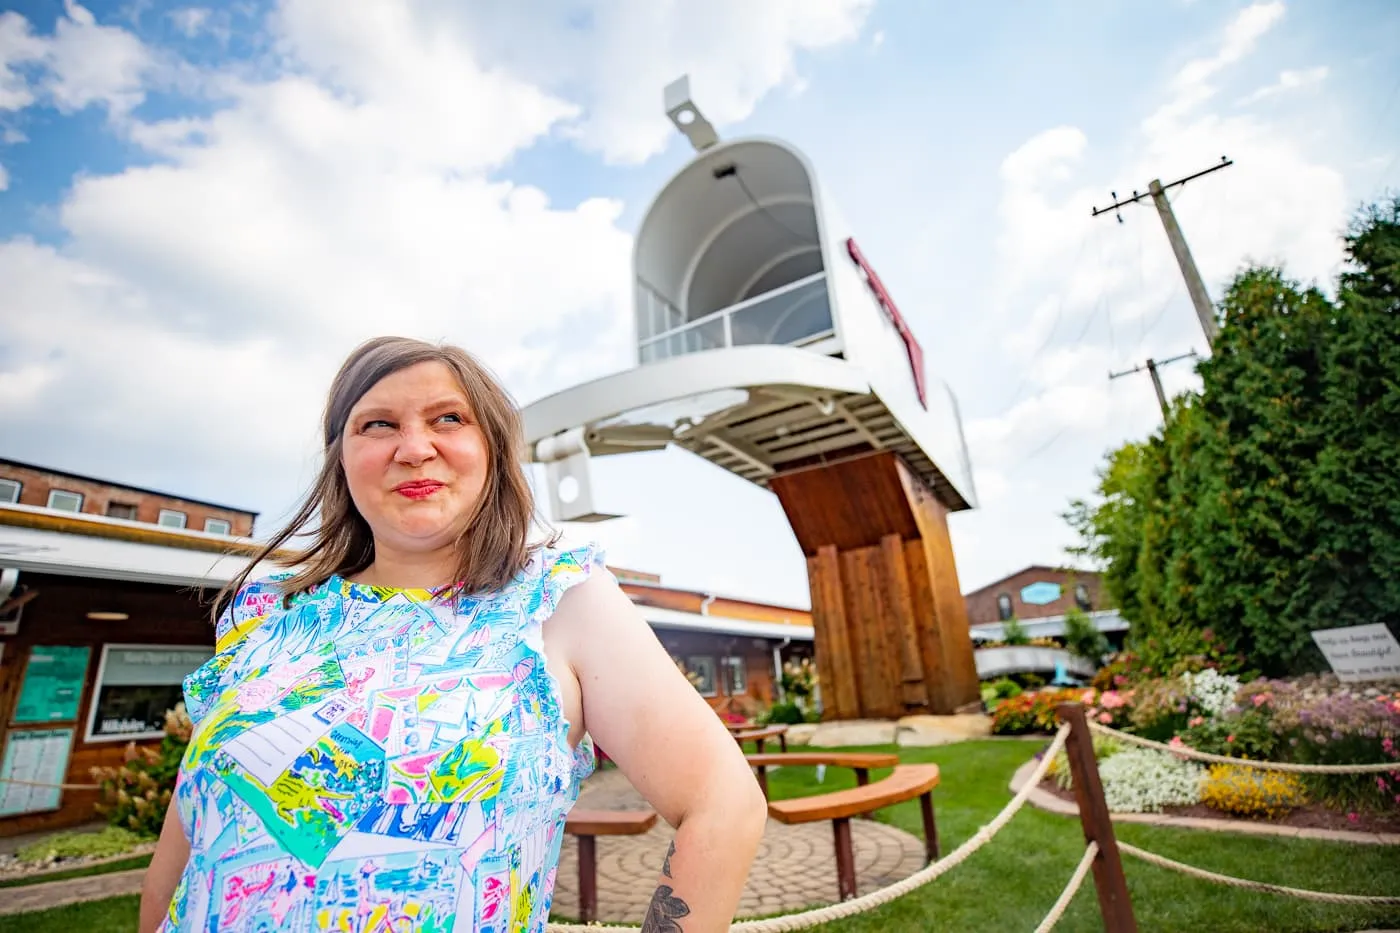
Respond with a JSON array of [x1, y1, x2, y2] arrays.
[[964, 565, 1110, 626], [0, 458, 257, 537]]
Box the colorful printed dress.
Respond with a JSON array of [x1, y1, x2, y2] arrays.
[[164, 543, 603, 932]]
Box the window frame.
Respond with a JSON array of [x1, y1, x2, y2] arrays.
[[203, 518, 232, 536], [996, 592, 1014, 621], [84, 643, 214, 743], [0, 478, 21, 504], [106, 502, 139, 521], [157, 509, 187, 529], [720, 655, 748, 695], [46, 489, 84, 512], [686, 655, 718, 697]]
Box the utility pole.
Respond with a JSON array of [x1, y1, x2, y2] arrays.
[[1110, 350, 1198, 421], [1092, 156, 1233, 347]]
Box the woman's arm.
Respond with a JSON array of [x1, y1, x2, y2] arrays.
[[139, 800, 190, 933], [552, 572, 768, 932]]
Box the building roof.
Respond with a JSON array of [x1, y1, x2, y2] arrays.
[[968, 609, 1128, 642], [0, 504, 811, 640], [963, 564, 1101, 600], [0, 457, 259, 517]]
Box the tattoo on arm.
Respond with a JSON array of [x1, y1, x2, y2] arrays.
[[641, 841, 690, 933]]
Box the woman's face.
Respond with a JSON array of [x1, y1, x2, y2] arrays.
[[341, 361, 490, 560]]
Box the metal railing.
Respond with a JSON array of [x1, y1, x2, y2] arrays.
[[637, 272, 834, 364]]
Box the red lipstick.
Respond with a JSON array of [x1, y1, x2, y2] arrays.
[[394, 480, 444, 500]]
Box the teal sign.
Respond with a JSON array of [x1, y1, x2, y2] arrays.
[[1019, 582, 1063, 606], [14, 646, 90, 723]]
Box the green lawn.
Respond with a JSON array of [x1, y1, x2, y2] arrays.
[[5, 740, 1397, 932]]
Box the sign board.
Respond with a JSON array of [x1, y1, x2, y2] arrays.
[[0, 728, 75, 816], [1310, 624, 1400, 683], [14, 645, 90, 723], [1020, 582, 1063, 606]]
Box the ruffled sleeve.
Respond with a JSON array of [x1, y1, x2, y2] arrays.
[[524, 540, 609, 626], [183, 575, 289, 725]]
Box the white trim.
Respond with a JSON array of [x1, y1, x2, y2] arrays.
[[84, 643, 214, 743], [157, 509, 187, 529], [969, 609, 1127, 642], [46, 489, 83, 512], [0, 478, 20, 504], [203, 518, 232, 536], [642, 605, 814, 641]]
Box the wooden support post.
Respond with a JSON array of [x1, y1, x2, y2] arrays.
[[832, 817, 857, 901], [755, 766, 769, 800], [577, 835, 598, 923], [855, 767, 871, 819], [919, 792, 940, 862], [1057, 704, 1138, 933]]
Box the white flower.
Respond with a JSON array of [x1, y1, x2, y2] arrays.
[[1181, 668, 1242, 718], [1098, 748, 1205, 813]]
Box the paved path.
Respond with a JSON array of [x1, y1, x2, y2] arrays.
[[1, 770, 929, 924], [551, 768, 927, 923]]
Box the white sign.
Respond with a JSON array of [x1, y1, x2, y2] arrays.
[[1311, 624, 1400, 683]]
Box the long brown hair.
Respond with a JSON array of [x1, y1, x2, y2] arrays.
[[214, 336, 543, 621]]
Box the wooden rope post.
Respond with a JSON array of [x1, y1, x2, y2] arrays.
[[1057, 703, 1138, 933], [832, 817, 857, 900], [577, 836, 598, 923], [918, 791, 939, 862]]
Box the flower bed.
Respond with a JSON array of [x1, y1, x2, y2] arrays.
[[1001, 658, 1400, 828]]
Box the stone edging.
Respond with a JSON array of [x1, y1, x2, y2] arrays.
[[0, 845, 156, 885], [1008, 759, 1400, 846]]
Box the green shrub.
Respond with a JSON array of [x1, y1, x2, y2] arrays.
[[16, 826, 142, 863], [1002, 616, 1030, 646], [91, 704, 191, 838], [1063, 607, 1110, 664], [761, 701, 809, 725]]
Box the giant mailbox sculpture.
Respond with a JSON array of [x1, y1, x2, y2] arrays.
[[522, 79, 982, 718]]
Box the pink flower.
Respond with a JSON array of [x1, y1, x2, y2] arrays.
[[1098, 712, 1113, 724], [1188, 716, 1205, 728], [1347, 812, 1359, 823], [1252, 694, 1270, 707], [1226, 735, 1235, 743], [1101, 691, 1128, 710], [1081, 690, 1097, 705], [1169, 736, 1185, 748]]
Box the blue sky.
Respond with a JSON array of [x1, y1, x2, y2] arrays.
[[1, 0, 1397, 606]]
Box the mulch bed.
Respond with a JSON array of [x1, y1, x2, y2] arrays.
[[1038, 778, 1400, 835]]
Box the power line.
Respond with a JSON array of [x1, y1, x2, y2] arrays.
[[1092, 156, 1234, 347], [1109, 349, 1198, 422]]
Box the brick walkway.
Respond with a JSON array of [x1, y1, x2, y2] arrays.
[[551, 768, 927, 923]]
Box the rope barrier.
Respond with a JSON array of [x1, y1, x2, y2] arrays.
[[546, 724, 1073, 933], [1031, 842, 1099, 933], [0, 777, 101, 790], [1087, 722, 1400, 774], [1118, 842, 1400, 906]]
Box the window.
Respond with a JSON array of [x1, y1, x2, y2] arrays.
[[203, 518, 232, 535], [47, 489, 83, 512], [721, 656, 747, 695], [996, 593, 1014, 621], [157, 509, 187, 529], [106, 502, 138, 521], [686, 656, 717, 697], [0, 478, 20, 503], [1074, 583, 1092, 612], [85, 644, 214, 741]]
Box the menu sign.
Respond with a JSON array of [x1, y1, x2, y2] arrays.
[[14, 645, 90, 723], [0, 728, 74, 816], [1311, 624, 1400, 683]]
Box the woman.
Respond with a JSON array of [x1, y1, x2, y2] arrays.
[[141, 336, 768, 932]]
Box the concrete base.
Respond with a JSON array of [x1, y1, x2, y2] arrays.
[[801, 713, 994, 748], [895, 713, 993, 746]]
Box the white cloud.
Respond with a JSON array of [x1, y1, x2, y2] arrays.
[[1238, 65, 1328, 104], [0, 3, 157, 118], [168, 7, 212, 37], [0, 160, 8, 191], [441, 0, 876, 164], [0, 12, 45, 111]]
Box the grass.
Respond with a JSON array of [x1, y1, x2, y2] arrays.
[[760, 740, 1400, 933], [4, 740, 1397, 932]]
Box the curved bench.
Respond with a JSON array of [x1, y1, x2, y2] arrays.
[[744, 751, 899, 800], [767, 763, 941, 902], [731, 725, 789, 753], [564, 808, 658, 923]]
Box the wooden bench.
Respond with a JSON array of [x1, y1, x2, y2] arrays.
[[767, 764, 941, 902], [564, 808, 658, 922], [744, 751, 899, 801], [731, 725, 789, 753]]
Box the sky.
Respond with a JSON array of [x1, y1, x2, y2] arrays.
[[1, 0, 1397, 608]]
